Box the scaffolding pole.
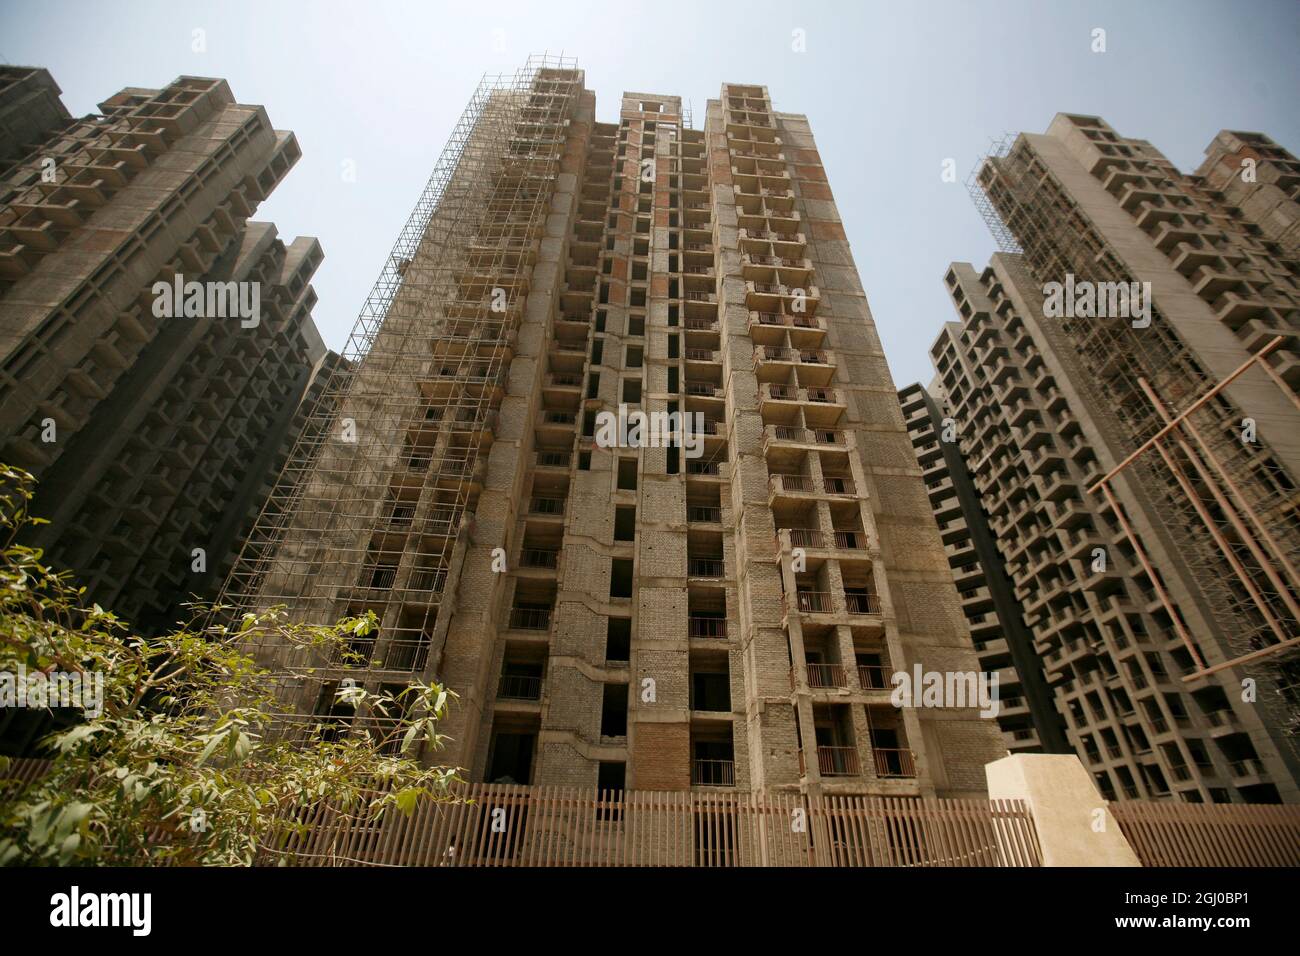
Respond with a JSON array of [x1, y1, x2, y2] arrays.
[[218, 56, 581, 741]]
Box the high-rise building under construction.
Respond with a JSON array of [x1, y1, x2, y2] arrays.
[[225, 56, 1005, 800], [933, 115, 1300, 802]]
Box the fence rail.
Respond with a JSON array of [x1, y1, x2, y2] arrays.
[[267, 784, 1041, 867], [1109, 801, 1300, 867]]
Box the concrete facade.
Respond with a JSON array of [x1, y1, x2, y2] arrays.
[[228, 63, 1006, 800]]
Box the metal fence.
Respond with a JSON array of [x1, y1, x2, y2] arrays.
[[1110, 800, 1300, 867], [266, 784, 1042, 867]]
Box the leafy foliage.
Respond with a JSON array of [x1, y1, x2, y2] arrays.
[[0, 465, 461, 865]]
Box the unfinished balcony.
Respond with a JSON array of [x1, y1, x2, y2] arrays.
[[795, 658, 849, 692], [768, 471, 818, 506], [496, 652, 545, 711], [537, 406, 578, 440], [686, 485, 722, 527], [687, 536, 726, 580], [688, 588, 728, 642], [527, 476, 568, 524], [867, 715, 918, 780], [802, 386, 845, 427], [546, 335, 587, 377], [690, 652, 732, 718], [735, 185, 796, 220], [691, 728, 736, 788], [533, 445, 573, 473], [752, 345, 835, 388], [803, 704, 860, 779], [749, 308, 822, 348], [518, 530, 560, 576], [854, 647, 892, 694], [758, 382, 802, 419], [763, 423, 846, 452], [507, 582, 554, 636]]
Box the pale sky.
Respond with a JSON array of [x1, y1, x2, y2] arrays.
[[2, 0, 1297, 388]]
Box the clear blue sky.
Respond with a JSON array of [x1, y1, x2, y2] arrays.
[[2, 0, 1297, 387]]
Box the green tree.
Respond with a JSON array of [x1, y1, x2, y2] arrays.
[[0, 464, 461, 866]]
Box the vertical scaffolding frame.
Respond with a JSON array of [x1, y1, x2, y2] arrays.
[[220, 56, 581, 738]]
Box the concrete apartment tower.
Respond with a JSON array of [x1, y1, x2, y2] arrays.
[[226, 57, 1005, 800], [0, 66, 333, 660], [932, 114, 1300, 803], [897, 380, 1069, 757]]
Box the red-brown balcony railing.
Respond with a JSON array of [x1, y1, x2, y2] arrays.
[[806, 387, 838, 403], [794, 591, 831, 613], [519, 548, 559, 569], [688, 557, 725, 577], [845, 592, 880, 615], [509, 607, 551, 631], [822, 477, 855, 495], [772, 474, 814, 493], [787, 528, 824, 549], [766, 383, 798, 400], [692, 759, 736, 787], [686, 460, 721, 476], [529, 496, 566, 516], [689, 616, 727, 639], [818, 746, 860, 776], [857, 665, 889, 690], [805, 663, 847, 689], [687, 505, 722, 523], [873, 748, 917, 778], [497, 674, 544, 701], [834, 531, 867, 550]]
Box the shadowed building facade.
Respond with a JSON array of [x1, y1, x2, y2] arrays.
[[0, 66, 332, 649]]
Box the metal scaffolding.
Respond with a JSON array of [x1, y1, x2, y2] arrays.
[[219, 55, 581, 739], [970, 135, 1300, 739]]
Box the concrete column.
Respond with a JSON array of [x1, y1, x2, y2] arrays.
[[986, 753, 1141, 866]]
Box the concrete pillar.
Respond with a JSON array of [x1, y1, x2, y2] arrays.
[[986, 753, 1141, 867]]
